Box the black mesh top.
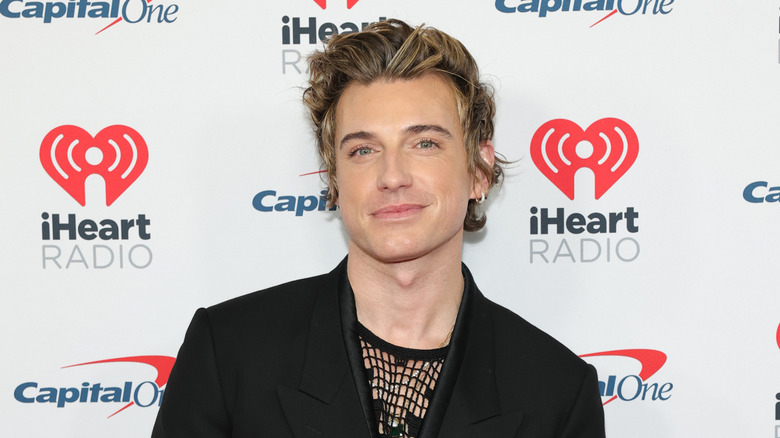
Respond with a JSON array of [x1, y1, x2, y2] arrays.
[[358, 322, 449, 438]]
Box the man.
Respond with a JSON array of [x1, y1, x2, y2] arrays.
[[153, 19, 605, 438]]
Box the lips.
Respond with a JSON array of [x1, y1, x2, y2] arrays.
[[371, 204, 425, 219]]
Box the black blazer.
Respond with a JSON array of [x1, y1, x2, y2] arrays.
[[152, 258, 605, 437]]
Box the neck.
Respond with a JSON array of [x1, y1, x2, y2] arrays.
[[347, 242, 464, 350]]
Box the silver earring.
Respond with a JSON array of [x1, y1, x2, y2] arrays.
[[477, 192, 485, 204]]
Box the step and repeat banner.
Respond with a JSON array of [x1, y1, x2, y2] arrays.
[[2, 0, 779, 436]]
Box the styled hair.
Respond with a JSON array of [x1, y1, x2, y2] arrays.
[[303, 19, 507, 231]]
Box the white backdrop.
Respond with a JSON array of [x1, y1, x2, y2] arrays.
[[2, 0, 780, 436]]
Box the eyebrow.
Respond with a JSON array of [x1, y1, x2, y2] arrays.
[[339, 124, 453, 149], [339, 131, 376, 149], [403, 124, 453, 139]]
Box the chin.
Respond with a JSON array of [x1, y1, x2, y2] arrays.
[[370, 248, 424, 264], [350, 238, 421, 263], [371, 238, 454, 264]]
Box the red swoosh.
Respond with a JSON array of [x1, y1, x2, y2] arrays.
[[96, 0, 155, 35], [300, 170, 327, 176], [63, 355, 176, 418], [579, 349, 667, 405], [590, 9, 618, 28]]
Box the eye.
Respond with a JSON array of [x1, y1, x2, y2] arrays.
[[417, 139, 438, 149], [349, 146, 374, 157]]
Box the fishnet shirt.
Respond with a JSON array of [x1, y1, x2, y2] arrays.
[[358, 323, 448, 438]]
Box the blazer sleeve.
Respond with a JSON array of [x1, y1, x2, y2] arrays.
[[557, 364, 606, 438], [152, 308, 232, 438]]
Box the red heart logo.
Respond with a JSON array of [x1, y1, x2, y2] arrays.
[[313, 0, 360, 9], [776, 323, 780, 350], [530, 118, 638, 200], [40, 125, 148, 206]]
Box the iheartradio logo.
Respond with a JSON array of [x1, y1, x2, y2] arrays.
[[40, 125, 148, 206], [530, 118, 638, 200]]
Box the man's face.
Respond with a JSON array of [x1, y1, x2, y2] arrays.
[[334, 74, 483, 264]]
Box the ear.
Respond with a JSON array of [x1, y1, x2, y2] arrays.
[[470, 139, 495, 199]]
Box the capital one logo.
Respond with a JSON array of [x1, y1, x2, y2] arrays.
[[530, 118, 638, 200], [580, 349, 671, 405], [312, 0, 360, 9], [14, 355, 175, 417], [40, 125, 148, 206], [0, 0, 180, 35]]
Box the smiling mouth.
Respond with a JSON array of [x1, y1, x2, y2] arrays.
[[371, 204, 425, 219]]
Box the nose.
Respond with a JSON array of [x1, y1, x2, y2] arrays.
[[377, 149, 412, 192]]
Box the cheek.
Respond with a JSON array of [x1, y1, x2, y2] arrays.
[[432, 172, 472, 211], [450, 164, 475, 196], [334, 170, 366, 209], [333, 162, 350, 198], [335, 168, 355, 193]]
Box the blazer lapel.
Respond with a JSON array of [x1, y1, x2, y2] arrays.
[[278, 261, 372, 438], [276, 261, 523, 438], [435, 268, 524, 438]]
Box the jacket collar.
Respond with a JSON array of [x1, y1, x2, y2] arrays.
[[278, 258, 522, 438], [420, 263, 524, 438], [277, 258, 371, 437], [443, 264, 502, 423], [298, 258, 351, 404]]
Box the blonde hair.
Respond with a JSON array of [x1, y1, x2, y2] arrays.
[[303, 19, 507, 231]]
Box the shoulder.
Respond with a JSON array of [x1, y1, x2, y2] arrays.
[[481, 298, 606, 435], [176, 268, 341, 383], [202, 269, 336, 334], [486, 297, 588, 374], [469, 294, 604, 432], [476, 295, 593, 398]]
